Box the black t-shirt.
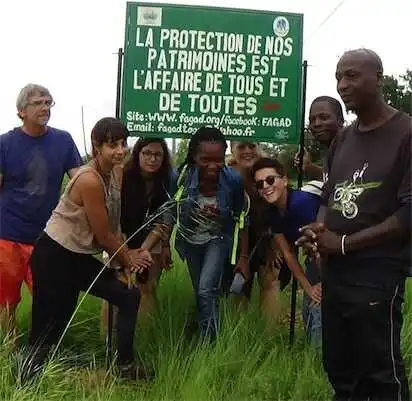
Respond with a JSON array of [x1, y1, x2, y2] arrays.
[[321, 111, 411, 295]]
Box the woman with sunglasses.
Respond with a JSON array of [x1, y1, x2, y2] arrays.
[[252, 157, 323, 347]]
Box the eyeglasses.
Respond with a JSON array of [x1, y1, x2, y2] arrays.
[[27, 99, 55, 109], [255, 175, 283, 190], [141, 150, 163, 161]]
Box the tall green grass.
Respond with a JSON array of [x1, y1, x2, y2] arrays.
[[2, 260, 411, 401]]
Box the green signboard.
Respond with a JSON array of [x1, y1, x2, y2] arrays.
[[121, 2, 304, 143]]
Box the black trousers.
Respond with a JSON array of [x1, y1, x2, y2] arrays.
[[28, 233, 140, 365], [322, 280, 410, 401]]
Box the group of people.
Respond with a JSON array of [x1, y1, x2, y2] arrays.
[[0, 48, 410, 400]]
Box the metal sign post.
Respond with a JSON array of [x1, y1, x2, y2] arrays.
[[289, 59, 308, 347]]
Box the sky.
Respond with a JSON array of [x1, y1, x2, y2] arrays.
[[0, 0, 411, 154]]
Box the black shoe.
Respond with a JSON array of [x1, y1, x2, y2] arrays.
[[118, 362, 155, 381]]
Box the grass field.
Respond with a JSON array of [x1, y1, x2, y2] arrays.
[[3, 174, 408, 400], [1, 256, 412, 401]]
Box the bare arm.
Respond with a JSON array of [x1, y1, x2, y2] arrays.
[[273, 233, 313, 296], [141, 224, 169, 251], [78, 173, 134, 269], [294, 150, 323, 180], [306, 163, 324, 180], [234, 227, 250, 278]]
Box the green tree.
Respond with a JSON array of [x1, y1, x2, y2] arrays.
[[382, 69, 412, 114], [260, 142, 279, 159]]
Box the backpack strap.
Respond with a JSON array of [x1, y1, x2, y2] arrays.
[[230, 191, 250, 265]]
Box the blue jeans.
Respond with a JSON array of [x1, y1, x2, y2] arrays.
[[184, 239, 230, 341], [302, 291, 322, 349]]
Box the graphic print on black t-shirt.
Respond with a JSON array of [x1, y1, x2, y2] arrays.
[[322, 112, 411, 277], [330, 161, 381, 220]]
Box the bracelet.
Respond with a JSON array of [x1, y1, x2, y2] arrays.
[[239, 255, 248, 260], [341, 234, 347, 256]]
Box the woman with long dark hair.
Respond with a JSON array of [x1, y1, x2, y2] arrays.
[[121, 138, 175, 316]]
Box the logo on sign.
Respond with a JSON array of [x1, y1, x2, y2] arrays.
[[275, 129, 288, 140], [137, 7, 162, 26], [273, 16, 289, 37]]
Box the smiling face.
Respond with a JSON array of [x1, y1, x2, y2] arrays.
[[195, 141, 225, 181], [309, 101, 341, 144], [96, 138, 128, 167], [254, 167, 288, 205], [336, 51, 382, 113], [231, 141, 259, 169]]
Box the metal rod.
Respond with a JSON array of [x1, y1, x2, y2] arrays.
[[115, 48, 124, 120], [289, 59, 308, 347], [106, 47, 124, 369]]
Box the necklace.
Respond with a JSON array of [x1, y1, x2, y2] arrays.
[[92, 158, 112, 196]]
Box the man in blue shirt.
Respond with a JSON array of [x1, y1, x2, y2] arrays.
[[252, 157, 323, 347], [0, 84, 82, 343]]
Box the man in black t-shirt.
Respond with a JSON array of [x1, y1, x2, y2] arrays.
[[297, 49, 411, 401]]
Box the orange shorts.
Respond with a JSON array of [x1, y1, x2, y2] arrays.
[[0, 239, 33, 306]]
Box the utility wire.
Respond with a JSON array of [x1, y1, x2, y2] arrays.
[[304, 0, 348, 44]]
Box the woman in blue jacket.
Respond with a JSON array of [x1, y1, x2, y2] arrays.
[[143, 127, 249, 342]]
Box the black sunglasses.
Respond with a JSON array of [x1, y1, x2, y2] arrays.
[[255, 175, 283, 190]]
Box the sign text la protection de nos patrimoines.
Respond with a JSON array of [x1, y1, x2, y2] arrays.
[[121, 3, 303, 143]]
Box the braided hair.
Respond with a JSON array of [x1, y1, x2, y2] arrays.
[[178, 126, 227, 172]]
